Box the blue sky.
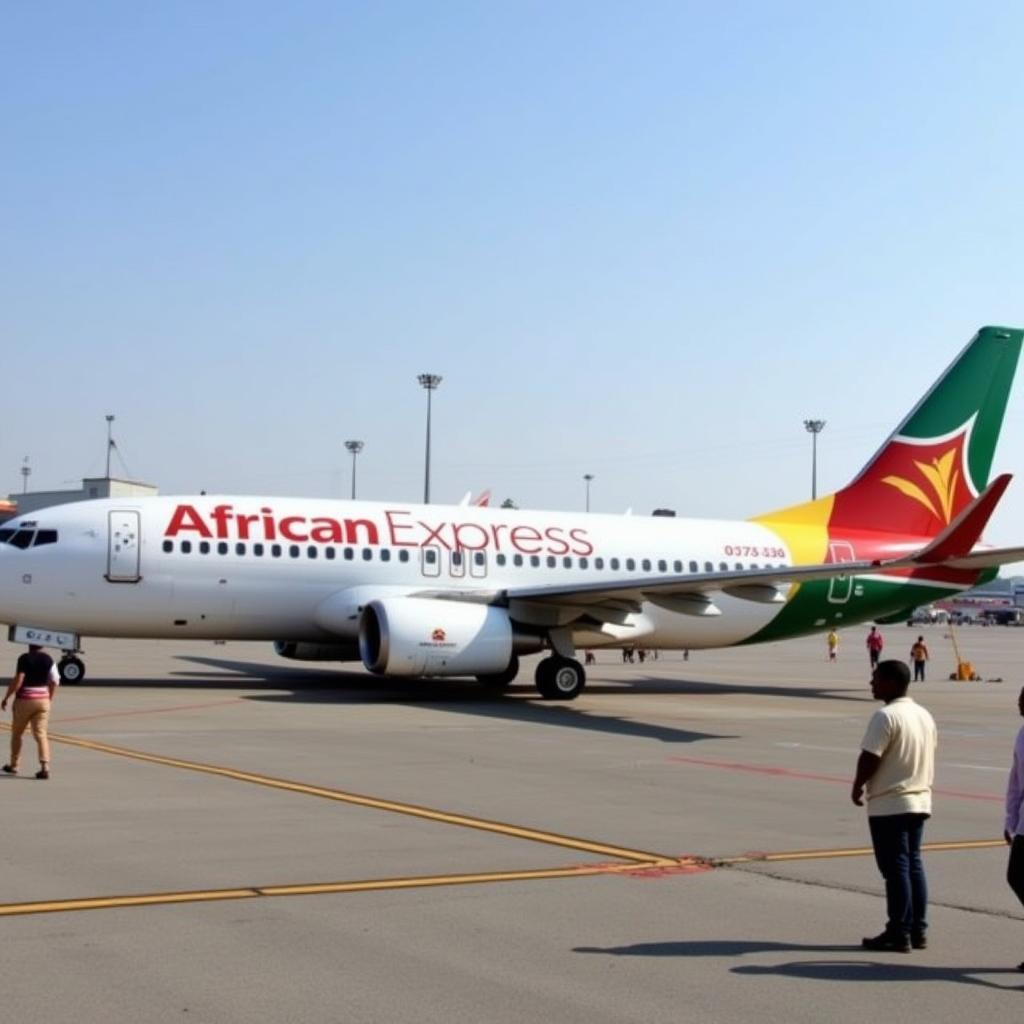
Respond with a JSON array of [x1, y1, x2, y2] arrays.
[[3, 3, 1024, 554]]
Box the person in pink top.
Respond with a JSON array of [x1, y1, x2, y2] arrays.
[[1, 644, 59, 779], [1005, 686, 1024, 971]]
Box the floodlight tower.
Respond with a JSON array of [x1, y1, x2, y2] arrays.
[[803, 419, 826, 499], [344, 440, 364, 500], [417, 374, 442, 504]]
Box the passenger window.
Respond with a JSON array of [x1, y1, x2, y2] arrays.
[[658, 560, 667, 572], [496, 554, 507, 566], [626, 558, 636, 571], [547, 556, 556, 568], [199, 541, 211, 555], [719, 561, 727, 571], [254, 543, 264, 556], [381, 549, 390, 562], [181, 541, 192, 554], [579, 557, 588, 569], [689, 561, 698, 572], [704, 561, 713, 572], [474, 552, 485, 566], [362, 548, 372, 560], [530, 555, 540, 567], [424, 548, 437, 564], [673, 560, 682, 572], [290, 545, 300, 558], [398, 549, 409, 563], [563, 557, 573, 569], [344, 547, 354, 560], [326, 547, 336, 560], [641, 559, 651, 572], [513, 554, 523, 567], [594, 557, 604, 569], [271, 544, 282, 558], [610, 558, 620, 570], [162, 540, 173, 553], [236, 543, 246, 556], [217, 542, 229, 555], [307, 546, 318, 559]]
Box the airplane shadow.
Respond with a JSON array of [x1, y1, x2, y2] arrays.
[[573, 941, 1024, 991], [83, 656, 737, 745]]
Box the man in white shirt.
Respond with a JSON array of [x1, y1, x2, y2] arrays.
[[1004, 686, 1024, 971], [851, 659, 937, 953]]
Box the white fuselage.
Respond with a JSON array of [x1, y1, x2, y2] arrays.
[[0, 496, 793, 649]]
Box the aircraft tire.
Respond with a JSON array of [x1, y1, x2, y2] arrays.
[[476, 654, 520, 692], [58, 656, 86, 685], [534, 656, 586, 701]]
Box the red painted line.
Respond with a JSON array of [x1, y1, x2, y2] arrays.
[[54, 698, 247, 725], [667, 754, 1002, 802]]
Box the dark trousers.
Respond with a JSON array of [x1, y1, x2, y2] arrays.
[[1009, 835, 1024, 908], [913, 660, 926, 681], [869, 813, 929, 939]]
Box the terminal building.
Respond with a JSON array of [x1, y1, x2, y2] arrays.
[[2, 476, 158, 520]]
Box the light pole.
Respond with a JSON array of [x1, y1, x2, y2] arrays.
[[105, 414, 115, 479], [803, 419, 826, 499], [417, 374, 442, 504], [344, 440, 364, 500], [583, 473, 594, 512], [20, 456, 30, 494]]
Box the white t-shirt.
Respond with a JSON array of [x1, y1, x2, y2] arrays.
[[861, 696, 936, 816]]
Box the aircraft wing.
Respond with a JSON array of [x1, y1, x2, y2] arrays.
[[501, 474, 1019, 615]]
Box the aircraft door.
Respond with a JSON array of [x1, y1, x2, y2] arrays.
[[827, 541, 855, 604], [107, 510, 142, 583]]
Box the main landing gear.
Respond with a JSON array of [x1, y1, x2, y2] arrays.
[[534, 656, 586, 701], [57, 653, 86, 684]]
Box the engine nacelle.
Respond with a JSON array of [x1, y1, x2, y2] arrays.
[[359, 598, 514, 677], [273, 641, 360, 662]]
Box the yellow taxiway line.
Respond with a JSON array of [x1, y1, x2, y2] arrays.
[[44, 730, 673, 865], [717, 837, 1008, 865]]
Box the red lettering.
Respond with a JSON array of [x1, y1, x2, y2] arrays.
[[279, 516, 309, 542], [344, 519, 379, 545], [311, 518, 344, 543], [261, 507, 277, 541], [569, 527, 593, 556], [165, 504, 212, 539], [453, 522, 489, 550], [386, 509, 417, 546], [510, 525, 542, 554], [419, 520, 453, 550], [490, 523, 509, 550], [210, 504, 234, 539], [236, 513, 259, 540], [544, 527, 570, 556]]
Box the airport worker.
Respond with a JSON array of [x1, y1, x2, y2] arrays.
[[827, 629, 839, 662], [1, 643, 59, 780], [1004, 686, 1024, 971], [866, 626, 884, 669], [910, 636, 929, 682], [851, 659, 936, 953]]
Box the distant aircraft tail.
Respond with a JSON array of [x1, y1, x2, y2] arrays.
[[758, 326, 1023, 540]]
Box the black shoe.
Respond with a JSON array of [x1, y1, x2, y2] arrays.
[[911, 933, 927, 950], [862, 931, 911, 953], [1, 764, 16, 775], [35, 769, 49, 780]]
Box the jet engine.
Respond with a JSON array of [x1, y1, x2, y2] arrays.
[[359, 598, 519, 677], [273, 641, 361, 662]]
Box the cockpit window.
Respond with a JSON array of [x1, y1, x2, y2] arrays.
[[0, 528, 59, 548]]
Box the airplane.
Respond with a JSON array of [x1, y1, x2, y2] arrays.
[[1, 325, 1023, 700]]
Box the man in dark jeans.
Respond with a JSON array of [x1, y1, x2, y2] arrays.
[[851, 660, 937, 952]]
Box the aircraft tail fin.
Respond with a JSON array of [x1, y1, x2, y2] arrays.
[[761, 326, 1022, 538]]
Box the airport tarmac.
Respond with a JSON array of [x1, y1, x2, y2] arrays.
[[1, 623, 1023, 1022]]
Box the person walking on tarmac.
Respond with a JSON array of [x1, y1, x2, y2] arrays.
[[1, 643, 59, 779], [866, 626, 885, 669], [910, 636, 930, 682]]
